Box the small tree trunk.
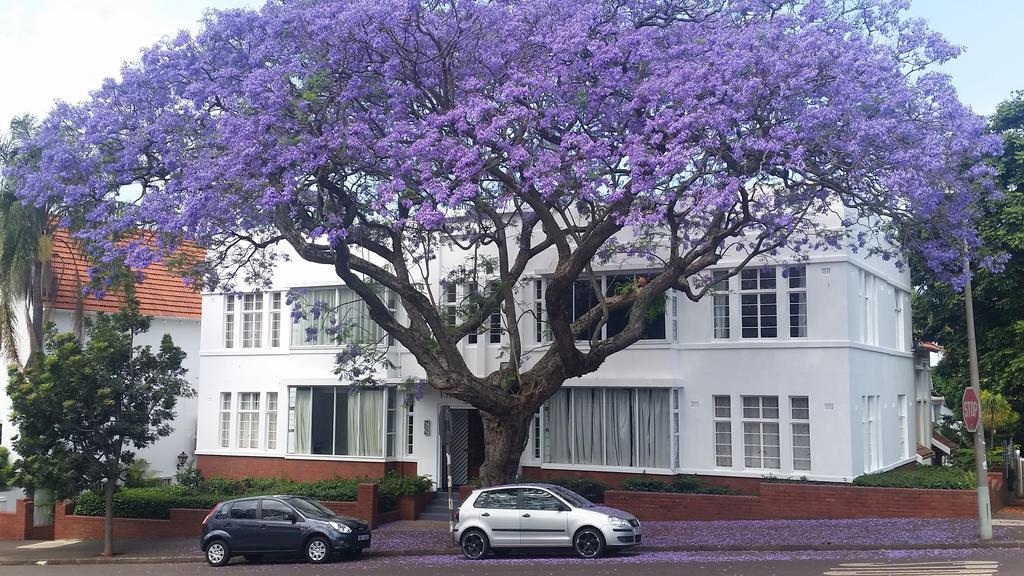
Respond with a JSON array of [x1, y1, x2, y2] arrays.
[[102, 478, 115, 557], [477, 411, 532, 486]]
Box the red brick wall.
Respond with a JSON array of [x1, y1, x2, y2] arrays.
[[49, 483, 386, 540], [605, 482, 982, 521], [398, 491, 436, 521], [0, 499, 32, 540]]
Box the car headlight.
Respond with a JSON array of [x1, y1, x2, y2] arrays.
[[607, 516, 631, 528], [329, 521, 352, 533]]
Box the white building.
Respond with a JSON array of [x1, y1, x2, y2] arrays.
[[196, 235, 919, 490], [0, 231, 201, 484]]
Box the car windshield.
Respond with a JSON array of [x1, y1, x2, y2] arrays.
[[282, 497, 335, 519], [548, 486, 594, 508]]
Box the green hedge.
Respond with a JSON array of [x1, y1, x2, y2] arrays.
[[621, 475, 733, 495], [545, 477, 607, 502], [852, 466, 975, 490], [75, 473, 434, 519]]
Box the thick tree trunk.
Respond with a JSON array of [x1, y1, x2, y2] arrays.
[[102, 478, 115, 557], [477, 411, 533, 486]]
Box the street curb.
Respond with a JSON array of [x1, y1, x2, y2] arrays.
[[2, 540, 1022, 566]]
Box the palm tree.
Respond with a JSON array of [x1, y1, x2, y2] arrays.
[[0, 115, 53, 369]]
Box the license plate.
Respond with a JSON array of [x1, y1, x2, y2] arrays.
[[357, 534, 370, 541]]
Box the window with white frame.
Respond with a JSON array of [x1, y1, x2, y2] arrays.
[[533, 412, 542, 460], [671, 389, 681, 468], [270, 293, 283, 347], [386, 389, 397, 458], [788, 266, 807, 338], [238, 392, 261, 449], [897, 393, 908, 459], [406, 399, 415, 456], [288, 386, 390, 457], [740, 268, 777, 338], [242, 294, 264, 348], [558, 275, 667, 342], [895, 290, 906, 351], [386, 289, 398, 346], [445, 283, 458, 328], [224, 297, 236, 348], [712, 270, 730, 339], [219, 392, 232, 448], [859, 271, 878, 345], [534, 279, 551, 343], [669, 289, 679, 341], [290, 287, 380, 347], [790, 396, 810, 471], [742, 395, 780, 469], [544, 387, 672, 469], [861, 394, 881, 472], [266, 392, 278, 450], [713, 395, 732, 467]]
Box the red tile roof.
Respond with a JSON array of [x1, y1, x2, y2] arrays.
[[45, 229, 202, 319]]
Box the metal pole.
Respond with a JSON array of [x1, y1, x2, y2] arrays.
[[964, 255, 992, 540]]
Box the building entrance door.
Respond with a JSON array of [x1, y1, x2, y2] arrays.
[[440, 407, 485, 489]]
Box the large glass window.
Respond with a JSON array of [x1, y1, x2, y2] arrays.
[[544, 387, 672, 469], [290, 287, 381, 347], [555, 275, 666, 342], [740, 268, 777, 338], [292, 288, 338, 346], [288, 386, 389, 457], [742, 396, 780, 469]]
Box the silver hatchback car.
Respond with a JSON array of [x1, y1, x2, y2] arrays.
[[453, 483, 642, 559]]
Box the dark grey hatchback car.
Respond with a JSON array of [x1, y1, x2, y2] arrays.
[[200, 495, 371, 566]]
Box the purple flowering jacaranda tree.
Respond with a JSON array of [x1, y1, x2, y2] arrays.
[[9, 0, 1001, 485]]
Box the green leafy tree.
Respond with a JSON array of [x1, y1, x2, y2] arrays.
[[6, 296, 193, 556], [914, 92, 1024, 438], [981, 390, 1020, 449], [0, 446, 12, 489]]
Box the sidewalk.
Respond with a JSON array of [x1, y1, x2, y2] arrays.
[[1, 516, 1022, 566]]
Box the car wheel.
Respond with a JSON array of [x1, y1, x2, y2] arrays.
[[205, 539, 231, 567], [460, 529, 490, 560], [243, 554, 263, 563], [573, 527, 606, 559], [305, 535, 331, 564]]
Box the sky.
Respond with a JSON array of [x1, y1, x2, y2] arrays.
[[0, 0, 1020, 128]]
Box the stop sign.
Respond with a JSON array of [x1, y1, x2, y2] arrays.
[[963, 387, 981, 433]]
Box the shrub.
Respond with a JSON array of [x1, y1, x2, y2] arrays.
[[174, 463, 202, 488], [672, 474, 703, 493], [545, 477, 607, 502], [622, 476, 672, 493], [74, 472, 434, 518], [852, 465, 975, 490]]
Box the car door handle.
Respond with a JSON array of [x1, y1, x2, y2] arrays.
[[481, 513, 490, 517], [522, 514, 531, 518], [225, 522, 233, 527]]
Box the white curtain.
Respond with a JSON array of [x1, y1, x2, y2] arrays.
[[350, 389, 384, 456], [638, 389, 671, 468], [292, 288, 338, 346], [605, 389, 634, 467], [573, 389, 604, 465], [546, 389, 572, 464], [338, 287, 380, 343], [294, 388, 312, 454]]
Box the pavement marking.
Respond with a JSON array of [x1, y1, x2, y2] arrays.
[[824, 560, 998, 576], [16, 540, 83, 549], [992, 519, 1024, 526]]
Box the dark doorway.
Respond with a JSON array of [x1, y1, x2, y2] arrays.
[[440, 408, 485, 489]]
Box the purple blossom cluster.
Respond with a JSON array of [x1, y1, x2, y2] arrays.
[[1, 0, 999, 292]]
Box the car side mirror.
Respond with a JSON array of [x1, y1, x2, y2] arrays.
[[288, 513, 298, 524], [558, 504, 571, 512]]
